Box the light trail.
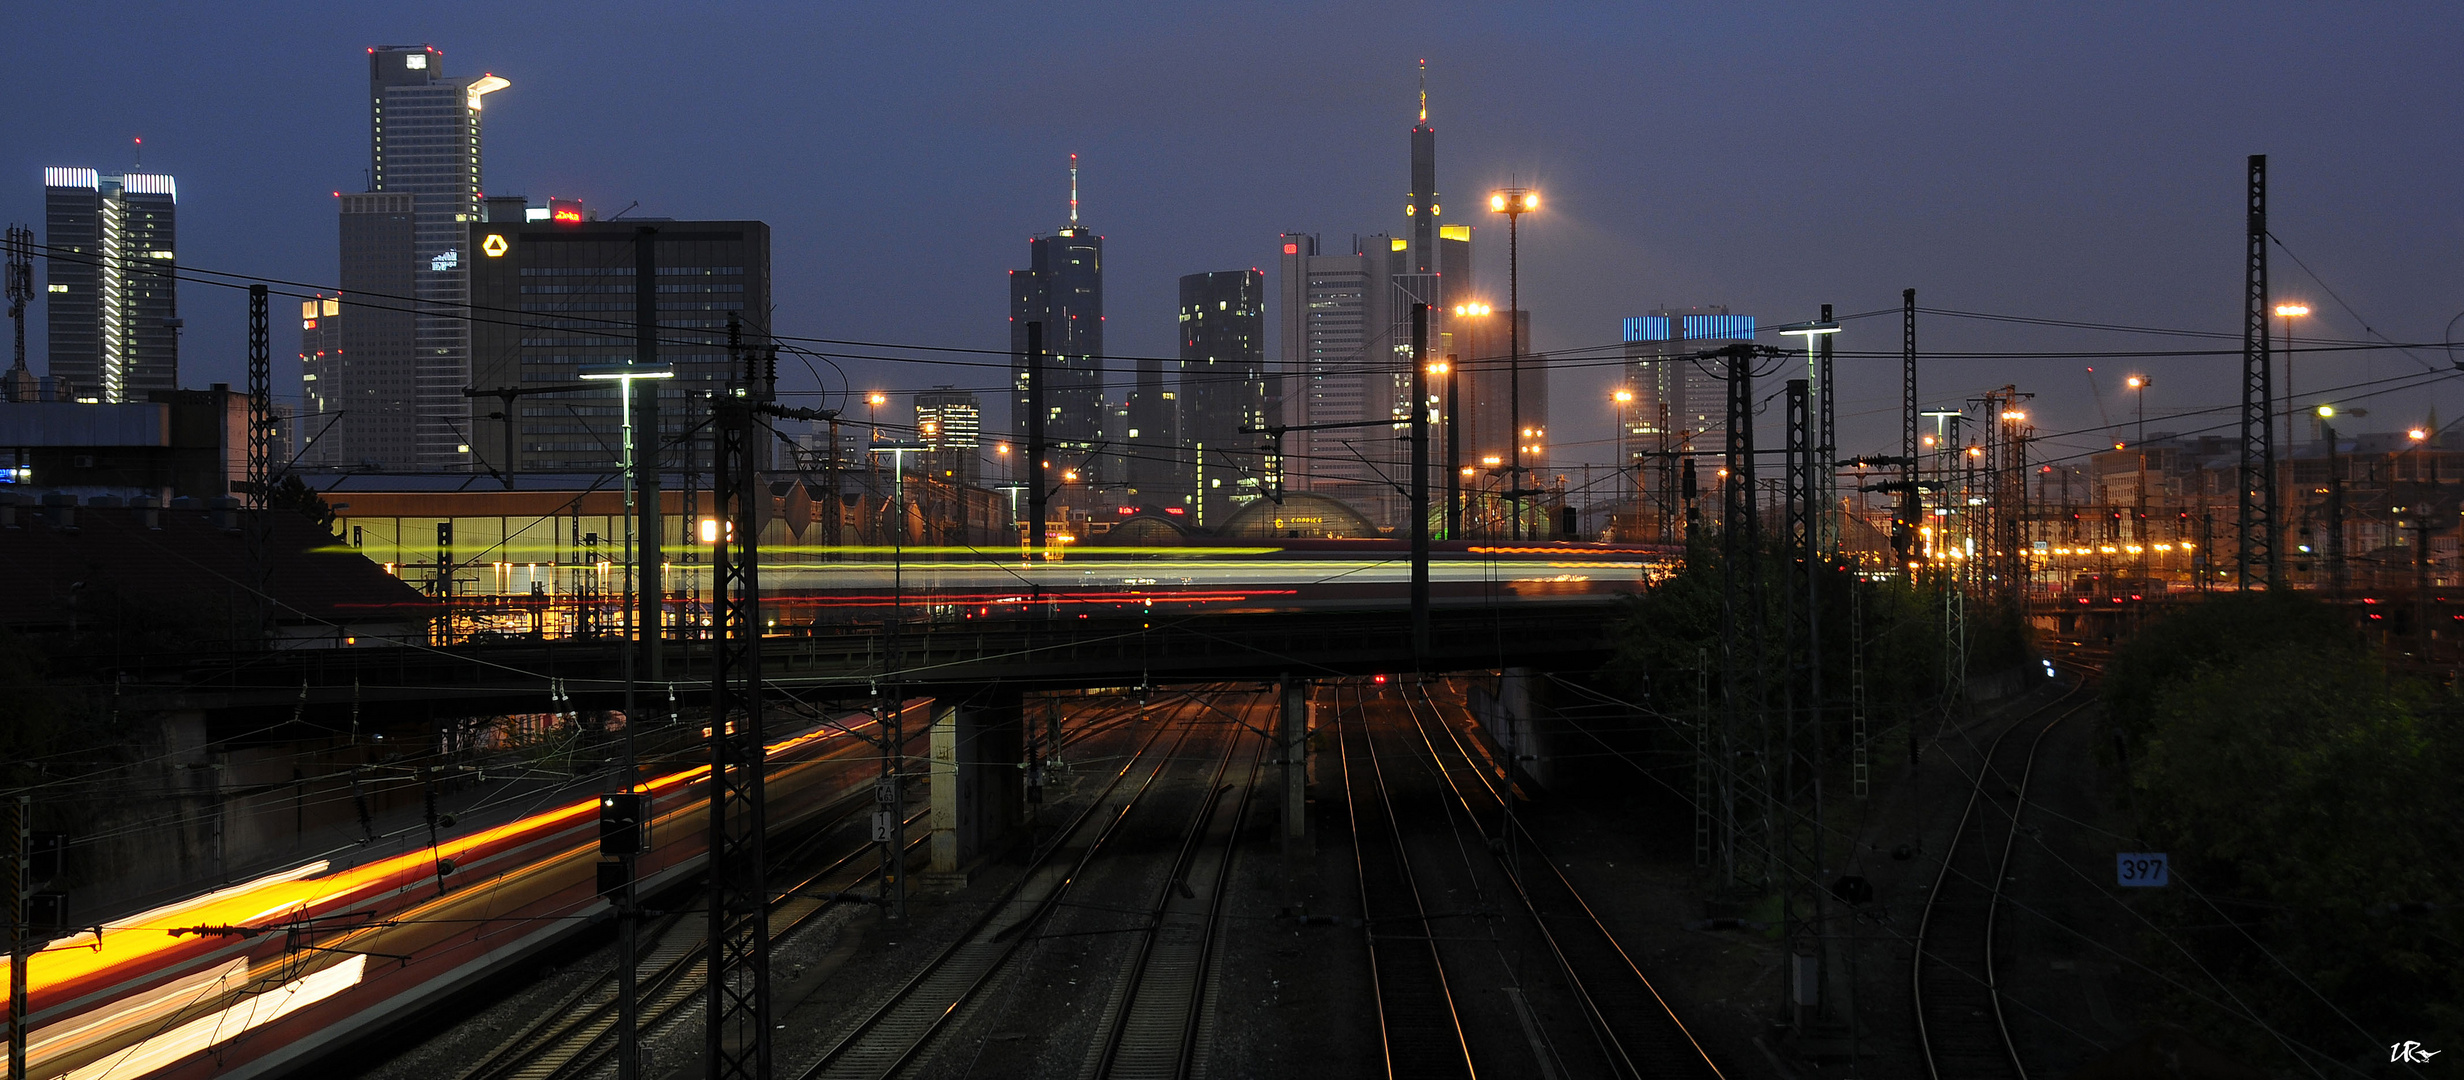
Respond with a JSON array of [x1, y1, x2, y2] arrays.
[[2, 709, 891, 1080]]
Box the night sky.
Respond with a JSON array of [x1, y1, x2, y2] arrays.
[[8, 2, 2459, 474]]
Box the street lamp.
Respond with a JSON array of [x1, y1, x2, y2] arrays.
[[576, 362, 678, 651], [1489, 186, 1540, 538], [2274, 303, 2309, 447], [575, 358, 674, 1080], [1779, 320, 1841, 544]]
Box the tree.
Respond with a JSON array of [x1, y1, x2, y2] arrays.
[[266, 473, 341, 536], [2116, 615, 2463, 1068]]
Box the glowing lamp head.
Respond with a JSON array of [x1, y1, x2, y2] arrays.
[[2126, 376, 2145, 389], [1489, 194, 1507, 212], [2273, 303, 2311, 318], [2410, 427, 2429, 441], [867, 393, 886, 406], [1614, 390, 1634, 404], [2316, 404, 2335, 418]]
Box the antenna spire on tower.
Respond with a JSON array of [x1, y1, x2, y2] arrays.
[[1418, 59, 1427, 125], [1069, 153, 1079, 225]]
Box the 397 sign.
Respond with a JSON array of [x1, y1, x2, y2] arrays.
[[2116, 852, 2170, 887]]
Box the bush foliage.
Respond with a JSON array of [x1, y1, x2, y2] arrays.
[[2106, 595, 2463, 1068]]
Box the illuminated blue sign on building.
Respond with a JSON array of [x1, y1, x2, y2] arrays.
[[1622, 314, 1755, 342]]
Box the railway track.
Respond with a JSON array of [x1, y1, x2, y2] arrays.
[[1335, 682, 1480, 1079], [453, 793, 932, 1080], [1910, 677, 2094, 1080], [1085, 693, 1268, 1080], [1401, 683, 1726, 1080], [796, 692, 1243, 1080]]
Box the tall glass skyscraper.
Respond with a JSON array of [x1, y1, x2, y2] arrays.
[[1179, 270, 1266, 526], [1009, 163, 1105, 489], [361, 44, 508, 469], [43, 168, 178, 403]]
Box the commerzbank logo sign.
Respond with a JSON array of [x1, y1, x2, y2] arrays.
[[481, 234, 509, 257]]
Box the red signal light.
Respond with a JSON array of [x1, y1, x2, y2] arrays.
[[1372, 674, 1387, 684]]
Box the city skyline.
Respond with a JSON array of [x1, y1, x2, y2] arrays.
[[3, 6, 2458, 481]]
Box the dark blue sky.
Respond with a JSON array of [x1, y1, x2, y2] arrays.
[[9, 2, 2459, 471]]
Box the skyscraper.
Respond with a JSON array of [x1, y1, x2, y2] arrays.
[[1123, 350, 1179, 507], [1010, 158, 1105, 490], [1622, 308, 1756, 451], [465, 209, 772, 475], [1178, 270, 1266, 526], [1456, 306, 1543, 477], [44, 168, 178, 403], [1408, 61, 1439, 275], [914, 388, 983, 487], [298, 293, 342, 464], [304, 192, 420, 469], [360, 44, 509, 469]]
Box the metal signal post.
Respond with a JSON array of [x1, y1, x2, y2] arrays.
[[705, 372, 770, 1079]]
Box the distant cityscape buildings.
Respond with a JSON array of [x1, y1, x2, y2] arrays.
[[9, 55, 1602, 545], [43, 167, 178, 403]]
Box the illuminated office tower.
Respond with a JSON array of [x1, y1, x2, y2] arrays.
[[465, 209, 771, 475], [914, 388, 983, 486], [1009, 158, 1105, 487], [1620, 307, 1756, 458], [1178, 270, 1265, 525], [308, 192, 420, 469], [297, 294, 343, 466], [362, 44, 509, 469], [43, 167, 178, 403]]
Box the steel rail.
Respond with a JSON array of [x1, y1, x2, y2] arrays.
[[1912, 678, 2094, 1080], [1088, 693, 1267, 1079], [453, 796, 931, 1080], [1403, 682, 1726, 1080], [794, 695, 1215, 1080], [1337, 682, 1478, 1079]]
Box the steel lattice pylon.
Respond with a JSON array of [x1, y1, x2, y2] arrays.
[[2238, 154, 2277, 590], [1899, 290, 1920, 567], [705, 387, 770, 1080], [246, 285, 273, 637]]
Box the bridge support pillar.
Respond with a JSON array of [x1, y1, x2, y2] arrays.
[[1279, 677, 1312, 860], [926, 689, 1023, 884], [1470, 667, 1559, 793]]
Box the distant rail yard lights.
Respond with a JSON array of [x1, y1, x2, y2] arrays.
[[1490, 185, 1540, 537]]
